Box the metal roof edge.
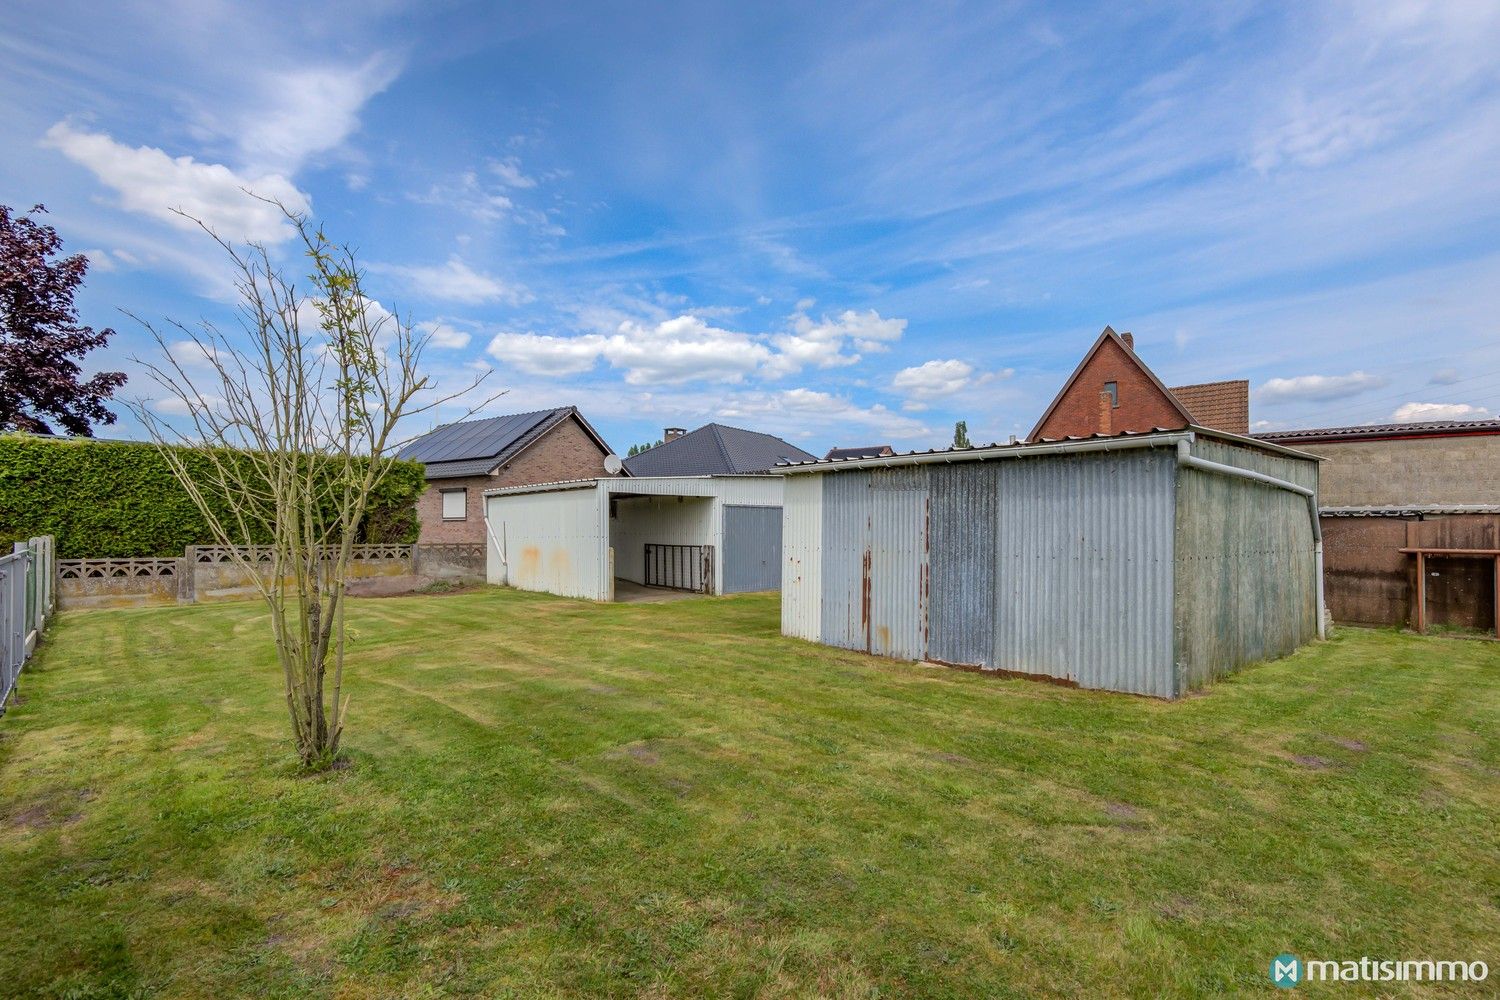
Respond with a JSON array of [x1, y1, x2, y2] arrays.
[[1321, 504, 1500, 517], [481, 473, 782, 497], [1188, 425, 1324, 461], [774, 429, 1199, 474]]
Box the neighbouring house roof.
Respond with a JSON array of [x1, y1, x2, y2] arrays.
[[623, 423, 816, 476], [1255, 418, 1500, 445], [824, 445, 894, 461], [398, 406, 614, 480], [1026, 326, 1196, 442], [1168, 380, 1250, 436]]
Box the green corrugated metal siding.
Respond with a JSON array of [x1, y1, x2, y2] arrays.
[[1173, 438, 1319, 694]]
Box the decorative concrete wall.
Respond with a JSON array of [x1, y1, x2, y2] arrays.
[[57, 543, 485, 610]]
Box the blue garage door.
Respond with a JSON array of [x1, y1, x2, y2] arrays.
[[722, 505, 783, 593]]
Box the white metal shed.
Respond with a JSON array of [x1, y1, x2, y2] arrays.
[[483, 476, 785, 601]]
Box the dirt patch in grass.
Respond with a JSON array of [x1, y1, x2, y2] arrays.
[[925, 751, 973, 766], [610, 741, 663, 765], [1291, 754, 1338, 770], [1327, 736, 1368, 752]]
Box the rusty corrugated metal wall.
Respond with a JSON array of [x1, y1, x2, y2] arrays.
[[990, 449, 1177, 696], [796, 446, 1180, 696], [783, 435, 1320, 698], [1172, 438, 1318, 693]]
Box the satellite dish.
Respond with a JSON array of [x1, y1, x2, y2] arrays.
[[603, 454, 624, 475]]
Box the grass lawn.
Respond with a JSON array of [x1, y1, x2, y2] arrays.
[[1, 590, 1497, 999]]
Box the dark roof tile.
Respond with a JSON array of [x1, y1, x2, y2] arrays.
[[623, 423, 815, 476]]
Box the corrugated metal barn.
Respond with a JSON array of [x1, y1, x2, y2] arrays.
[[483, 476, 785, 601], [780, 428, 1323, 698]]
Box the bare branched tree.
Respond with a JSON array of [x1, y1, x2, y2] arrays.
[[133, 203, 496, 767]]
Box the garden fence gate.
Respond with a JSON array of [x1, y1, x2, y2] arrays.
[[1, 535, 56, 712]]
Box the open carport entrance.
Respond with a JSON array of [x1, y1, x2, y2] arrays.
[[483, 475, 785, 602]]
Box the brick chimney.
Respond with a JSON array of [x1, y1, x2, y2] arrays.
[[1120, 331, 1134, 351], [1099, 391, 1113, 435], [664, 427, 686, 442]]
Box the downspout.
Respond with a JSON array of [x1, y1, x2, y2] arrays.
[[1176, 438, 1325, 640]]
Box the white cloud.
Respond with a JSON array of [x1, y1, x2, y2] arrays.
[[1256, 371, 1387, 403], [411, 171, 514, 223], [489, 157, 537, 188], [891, 359, 1012, 414], [81, 248, 117, 272], [373, 256, 529, 306], [765, 308, 908, 376], [487, 331, 605, 376], [43, 122, 309, 243], [893, 359, 975, 398], [235, 54, 401, 175], [416, 321, 472, 350], [1429, 368, 1461, 385], [1389, 402, 1491, 423], [605, 316, 771, 385], [152, 394, 224, 416], [488, 314, 781, 385], [718, 388, 930, 439]]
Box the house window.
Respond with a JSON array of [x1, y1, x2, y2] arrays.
[[441, 488, 467, 521], [1103, 381, 1119, 408]]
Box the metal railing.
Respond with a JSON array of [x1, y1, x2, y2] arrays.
[[643, 543, 714, 593], [2, 535, 56, 712]]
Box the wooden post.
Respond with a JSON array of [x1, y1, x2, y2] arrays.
[[1415, 551, 1426, 634], [1493, 555, 1499, 640]]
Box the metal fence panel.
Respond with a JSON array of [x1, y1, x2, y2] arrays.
[[2, 535, 55, 712]]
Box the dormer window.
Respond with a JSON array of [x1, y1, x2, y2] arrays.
[[1103, 381, 1119, 408]]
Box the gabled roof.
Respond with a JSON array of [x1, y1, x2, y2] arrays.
[[1256, 418, 1500, 445], [1026, 326, 1194, 442], [1168, 380, 1250, 435], [398, 406, 614, 480], [824, 445, 893, 461], [623, 423, 816, 476]]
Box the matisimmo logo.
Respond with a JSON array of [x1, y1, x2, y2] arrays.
[[1269, 953, 1489, 987], [1270, 954, 1300, 988]]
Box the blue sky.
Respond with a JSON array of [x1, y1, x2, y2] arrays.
[[4, 0, 1499, 453]]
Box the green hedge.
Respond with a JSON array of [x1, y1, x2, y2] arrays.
[[0, 434, 426, 558]]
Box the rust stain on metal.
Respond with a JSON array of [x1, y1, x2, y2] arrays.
[[860, 546, 873, 653], [921, 657, 1105, 692]]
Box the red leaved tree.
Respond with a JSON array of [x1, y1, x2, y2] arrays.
[[0, 204, 126, 435]]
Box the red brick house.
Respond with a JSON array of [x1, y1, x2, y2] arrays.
[[398, 407, 621, 544], [1028, 326, 1250, 440]]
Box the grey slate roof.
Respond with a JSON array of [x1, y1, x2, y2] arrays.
[[398, 407, 603, 480], [623, 423, 816, 476], [1256, 418, 1500, 444]]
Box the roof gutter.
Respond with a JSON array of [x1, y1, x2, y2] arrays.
[[1175, 438, 1325, 640]]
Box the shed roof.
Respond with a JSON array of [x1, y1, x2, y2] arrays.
[[398, 407, 613, 480], [777, 425, 1316, 474], [482, 474, 780, 498], [1322, 504, 1500, 517], [824, 444, 893, 461], [623, 423, 815, 476], [1255, 418, 1500, 445]]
